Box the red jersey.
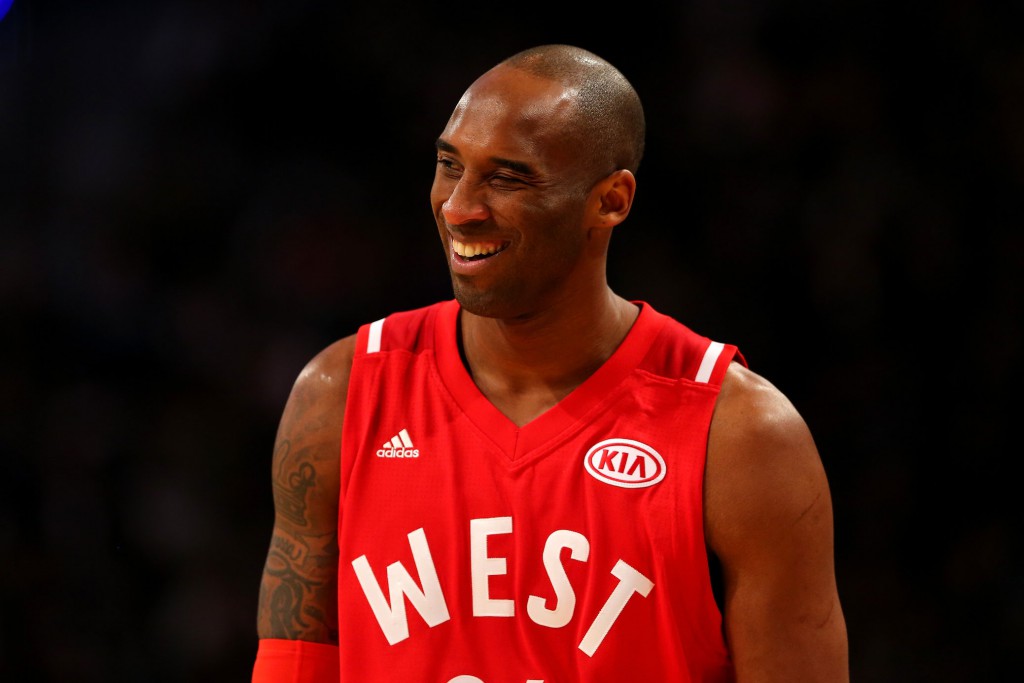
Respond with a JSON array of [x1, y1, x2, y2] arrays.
[[336, 299, 744, 683]]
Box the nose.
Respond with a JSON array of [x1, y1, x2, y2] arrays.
[[441, 176, 489, 225]]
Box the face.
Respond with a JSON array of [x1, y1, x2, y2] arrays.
[[430, 66, 600, 320]]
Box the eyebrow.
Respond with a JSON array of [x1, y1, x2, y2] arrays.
[[435, 138, 537, 177]]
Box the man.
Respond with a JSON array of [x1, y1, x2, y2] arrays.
[[252, 44, 848, 682]]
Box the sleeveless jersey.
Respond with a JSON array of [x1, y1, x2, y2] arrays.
[[337, 299, 745, 683]]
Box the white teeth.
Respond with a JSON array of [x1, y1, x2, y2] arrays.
[[452, 238, 504, 258]]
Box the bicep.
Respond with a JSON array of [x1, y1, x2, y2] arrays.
[[256, 338, 354, 643], [705, 365, 848, 682]]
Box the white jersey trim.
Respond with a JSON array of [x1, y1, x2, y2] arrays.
[[694, 341, 725, 384], [367, 318, 385, 354]]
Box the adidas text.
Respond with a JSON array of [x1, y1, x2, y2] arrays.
[[377, 446, 420, 458]]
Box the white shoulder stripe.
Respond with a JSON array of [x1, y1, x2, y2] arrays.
[[695, 341, 725, 383], [366, 318, 385, 354]]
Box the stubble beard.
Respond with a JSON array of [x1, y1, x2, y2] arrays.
[[449, 274, 523, 320], [447, 247, 584, 322]]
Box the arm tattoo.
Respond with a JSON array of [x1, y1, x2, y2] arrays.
[[265, 542, 317, 636], [259, 437, 340, 641], [272, 440, 318, 526], [259, 531, 338, 640]]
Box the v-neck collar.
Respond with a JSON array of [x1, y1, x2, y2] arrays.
[[432, 299, 666, 461]]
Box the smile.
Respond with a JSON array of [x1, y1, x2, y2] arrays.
[[451, 237, 510, 261]]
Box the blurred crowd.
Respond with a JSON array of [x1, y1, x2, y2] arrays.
[[2, 1, 1021, 680]]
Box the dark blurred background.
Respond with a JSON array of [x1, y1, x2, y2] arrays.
[[2, 0, 1021, 680]]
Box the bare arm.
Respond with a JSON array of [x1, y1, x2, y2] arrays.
[[256, 335, 356, 643], [706, 363, 849, 682]]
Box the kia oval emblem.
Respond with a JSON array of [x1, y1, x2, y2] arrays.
[[583, 438, 666, 488]]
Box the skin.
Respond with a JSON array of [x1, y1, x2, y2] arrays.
[[255, 341, 349, 643], [256, 48, 849, 681], [431, 65, 640, 423]]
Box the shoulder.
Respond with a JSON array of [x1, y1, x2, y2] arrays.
[[711, 362, 813, 451], [705, 362, 831, 557], [296, 334, 358, 395], [273, 334, 358, 448]]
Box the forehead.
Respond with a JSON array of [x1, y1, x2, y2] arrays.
[[441, 67, 580, 169]]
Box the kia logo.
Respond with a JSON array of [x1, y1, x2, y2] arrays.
[[583, 439, 666, 488]]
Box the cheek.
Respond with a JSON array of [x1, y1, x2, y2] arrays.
[[521, 201, 586, 244], [491, 193, 567, 227]]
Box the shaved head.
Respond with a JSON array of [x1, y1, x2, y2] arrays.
[[496, 44, 646, 178]]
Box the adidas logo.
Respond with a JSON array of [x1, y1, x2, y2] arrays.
[[376, 428, 420, 458]]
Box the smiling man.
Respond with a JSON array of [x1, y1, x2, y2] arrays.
[[251, 44, 848, 683]]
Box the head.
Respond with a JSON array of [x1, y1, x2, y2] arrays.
[[430, 44, 646, 320]]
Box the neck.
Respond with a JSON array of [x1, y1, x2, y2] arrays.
[[458, 288, 640, 425]]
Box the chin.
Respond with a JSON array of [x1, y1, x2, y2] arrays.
[[451, 282, 522, 320], [453, 291, 502, 319]]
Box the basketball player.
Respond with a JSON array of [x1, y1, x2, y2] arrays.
[[251, 44, 849, 682]]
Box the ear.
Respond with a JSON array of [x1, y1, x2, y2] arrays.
[[590, 169, 636, 229]]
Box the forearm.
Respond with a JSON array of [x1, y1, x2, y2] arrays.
[[257, 524, 339, 642]]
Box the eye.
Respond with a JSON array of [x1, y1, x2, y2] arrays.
[[436, 156, 462, 177], [490, 174, 526, 189]]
